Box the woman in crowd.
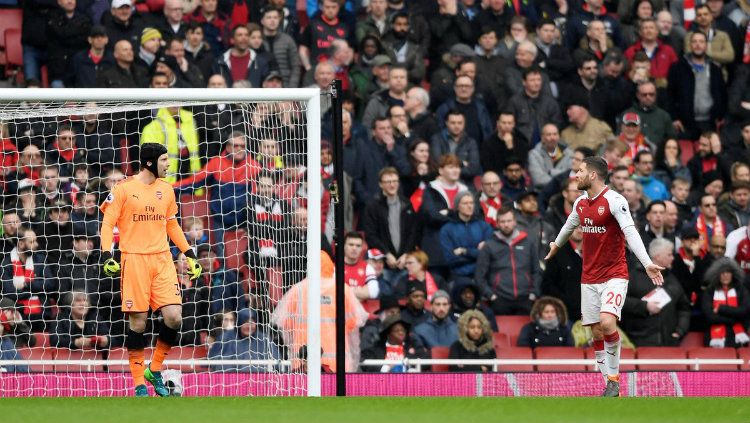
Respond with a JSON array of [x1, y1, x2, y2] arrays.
[[517, 296, 574, 348], [51, 291, 109, 350], [401, 139, 438, 211], [702, 258, 750, 348], [359, 313, 428, 372], [654, 138, 691, 188], [448, 309, 496, 372], [392, 250, 448, 301]]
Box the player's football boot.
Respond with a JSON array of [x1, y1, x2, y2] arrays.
[[134, 384, 149, 397], [602, 378, 620, 397], [144, 365, 170, 397]]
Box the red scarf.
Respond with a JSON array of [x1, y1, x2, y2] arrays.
[[479, 193, 502, 228], [410, 182, 425, 212], [620, 133, 650, 164], [684, 0, 696, 30], [410, 272, 438, 301], [710, 287, 747, 341], [54, 141, 76, 163], [696, 214, 725, 254], [702, 156, 718, 173], [11, 249, 41, 315]]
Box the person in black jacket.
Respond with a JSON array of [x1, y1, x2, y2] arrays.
[[51, 291, 110, 350], [517, 296, 574, 348], [21, 0, 58, 81], [360, 312, 429, 372], [666, 31, 727, 141], [361, 167, 421, 277], [102, 0, 145, 51], [541, 226, 583, 321], [0, 297, 37, 373], [622, 238, 691, 347], [450, 279, 498, 331], [95, 39, 149, 88], [47, 0, 93, 87], [71, 25, 116, 88], [448, 309, 496, 371]]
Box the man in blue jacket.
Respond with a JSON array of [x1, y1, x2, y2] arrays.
[[413, 290, 458, 349]]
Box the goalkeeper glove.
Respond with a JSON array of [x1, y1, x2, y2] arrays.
[[184, 250, 203, 281], [101, 251, 121, 277]]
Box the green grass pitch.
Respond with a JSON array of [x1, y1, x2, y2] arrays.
[[1, 397, 748, 423]]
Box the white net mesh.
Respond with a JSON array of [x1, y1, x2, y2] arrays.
[[0, 94, 320, 397]]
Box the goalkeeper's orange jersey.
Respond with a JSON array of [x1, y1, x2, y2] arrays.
[[100, 177, 178, 254]]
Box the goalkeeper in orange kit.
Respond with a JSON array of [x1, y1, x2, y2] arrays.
[[99, 143, 202, 397]]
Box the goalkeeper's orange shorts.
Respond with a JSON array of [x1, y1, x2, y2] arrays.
[[120, 251, 181, 312]]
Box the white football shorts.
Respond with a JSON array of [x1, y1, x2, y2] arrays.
[[580, 278, 628, 325]]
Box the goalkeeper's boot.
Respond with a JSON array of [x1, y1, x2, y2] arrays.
[[144, 365, 169, 397], [134, 384, 149, 397], [602, 376, 620, 397]]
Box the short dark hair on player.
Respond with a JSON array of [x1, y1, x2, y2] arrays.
[[582, 156, 608, 181]]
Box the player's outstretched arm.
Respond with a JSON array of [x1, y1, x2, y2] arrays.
[[610, 195, 665, 286]]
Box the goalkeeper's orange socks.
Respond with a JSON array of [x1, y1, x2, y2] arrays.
[[604, 331, 621, 379], [128, 349, 146, 386], [151, 324, 178, 372], [126, 329, 147, 387]]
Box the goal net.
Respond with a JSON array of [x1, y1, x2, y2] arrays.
[[0, 88, 322, 397]]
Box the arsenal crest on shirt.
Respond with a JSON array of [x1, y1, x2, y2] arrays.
[[156, 191, 162, 200], [598, 206, 605, 215]]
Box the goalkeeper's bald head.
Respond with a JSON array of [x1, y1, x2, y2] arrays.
[[140, 143, 168, 177]]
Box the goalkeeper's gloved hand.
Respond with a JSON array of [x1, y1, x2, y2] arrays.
[[184, 250, 203, 281], [101, 251, 121, 277]]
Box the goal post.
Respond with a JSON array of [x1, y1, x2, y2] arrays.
[[0, 88, 322, 397]]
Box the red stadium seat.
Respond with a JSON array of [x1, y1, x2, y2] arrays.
[[5, 27, 22, 84], [0, 8, 22, 66], [635, 347, 688, 371], [430, 346, 450, 372], [54, 348, 104, 372], [584, 347, 635, 372], [224, 229, 248, 271], [104, 348, 131, 372], [678, 140, 695, 165], [680, 332, 705, 349], [166, 346, 208, 372], [493, 332, 510, 349], [33, 332, 50, 348], [17, 346, 55, 372], [534, 347, 587, 372], [687, 347, 739, 371], [738, 348, 750, 371], [495, 347, 534, 372], [496, 315, 529, 346]]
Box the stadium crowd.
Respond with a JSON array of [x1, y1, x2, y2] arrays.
[[1, 0, 750, 373]]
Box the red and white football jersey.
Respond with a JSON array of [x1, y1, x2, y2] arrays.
[[344, 260, 376, 288], [568, 187, 634, 283], [726, 226, 750, 274]]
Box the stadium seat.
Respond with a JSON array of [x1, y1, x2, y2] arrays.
[[223, 229, 248, 271], [635, 347, 688, 371], [494, 347, 533, 372], [167, 346, 208, 372], [687, 347, 739, 371], [737, 348, 750, 371], [534, 347, 587, 372], [103, 348, 131, 372], [0, 8, 22, 66], [492, 332, 510, 349], [33, 332, 50, 348], [17, 346, 55, 372], [680, 332, 705, 349], [4, 27, 22, 84], [584, 347, 635, 372], [496, 315, 529, 346], [54, 348, 104, 372], [678, 140, 695, 165], [430, 346, 450, 372]]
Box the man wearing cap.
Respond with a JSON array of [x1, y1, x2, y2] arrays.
[[622, 80, 675, 146], [561, 93, 614, 152], [46, 0, 92, 88], [40, 199, 74, 265], [400, 283, 429, 326], [96, 39, 150, 88], [71, 25, 116, 88], [261, 6, 301, 88], [362, 167, 421, 278], [429, 44, 474, 108], [105, 0, 145, 51], [352, 54, 391, 104], [528, 123, 572, 190], [136, 27, 163, 69], [413, 290, 458, 349], [362, 65, 409, 131]]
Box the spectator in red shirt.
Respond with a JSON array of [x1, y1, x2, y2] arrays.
[[624, 17, 678, 89], [212, 25, 272, 87], [342, 232, 379, 301]]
